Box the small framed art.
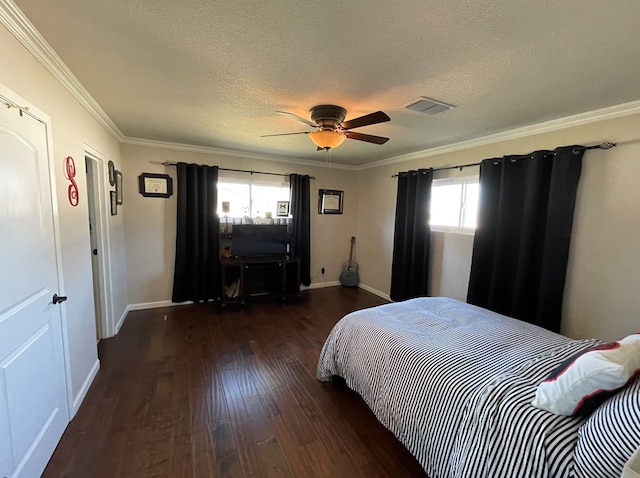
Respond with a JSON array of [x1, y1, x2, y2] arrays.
[[276, 201, 290, 217], [138, 173, 173, 198], [108, 160, 116, 186], [318, 189, 343, 214], [115, 170, 123, 205], [110, 190, 117, 215]]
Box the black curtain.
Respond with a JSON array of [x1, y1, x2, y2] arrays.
[[467, 146, 584, 332], [289, 174, 311, 286], [172, 163, 220, 302], [390, 168, 434, 302]]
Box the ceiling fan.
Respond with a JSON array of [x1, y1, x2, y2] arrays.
[[262, 105, 390, 150]]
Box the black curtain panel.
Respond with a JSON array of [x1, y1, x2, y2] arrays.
[[289, 174, 311, 286], [390, 168, 434, 302], [172, 163, 220, 302], [467, 146, 585, 332]]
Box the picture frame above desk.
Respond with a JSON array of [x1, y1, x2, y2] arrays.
[[276, 200, 290, 217], [138, 173, 173, 198], [318, 189, 343, 214]]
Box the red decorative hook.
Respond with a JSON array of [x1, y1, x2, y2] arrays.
[[64, 156, 79, 206]]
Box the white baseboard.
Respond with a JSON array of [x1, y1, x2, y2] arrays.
[[303, 280, 340, 290], [358, 283, 391, 301], [115, 306, 129, 334], [127, 299, 194, 312], [303, 279, 391, 302], [71, 358, 100, 418], [118, 300, 195, 332], [122, 284, 388, 324]]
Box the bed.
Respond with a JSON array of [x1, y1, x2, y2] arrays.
[[316, 297, 640, 478]]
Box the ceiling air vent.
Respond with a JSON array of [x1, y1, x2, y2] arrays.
[[404, 97, 454, 115]]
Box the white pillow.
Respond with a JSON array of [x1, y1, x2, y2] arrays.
[[532, 333, 640, 416]]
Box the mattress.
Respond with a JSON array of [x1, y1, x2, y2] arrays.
[[317, 297, 600, 477]]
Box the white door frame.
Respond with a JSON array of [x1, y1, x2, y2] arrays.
[[84, 146, 116, 338], [0, 83, 73, 412]]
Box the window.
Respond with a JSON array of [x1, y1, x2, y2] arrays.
[[217, 177, 290, 219], [430, 176, 479, 233]]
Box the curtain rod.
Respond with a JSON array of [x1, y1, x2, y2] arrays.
[[391, 142, 616, 178], [158, 161, 315, 180]]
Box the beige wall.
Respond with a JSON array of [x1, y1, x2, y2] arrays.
[[0, 24, 128, 410], [356, 113, 640, 341], [121, 144, 357, 305], [122, 112, 640, 342]]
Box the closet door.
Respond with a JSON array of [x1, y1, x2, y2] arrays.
[[0, 96, 69, 478]]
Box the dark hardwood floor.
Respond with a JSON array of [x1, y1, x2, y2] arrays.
[[44, 287, 427, 477]]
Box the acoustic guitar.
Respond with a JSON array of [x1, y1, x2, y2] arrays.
[[339, 237, 359, 287]]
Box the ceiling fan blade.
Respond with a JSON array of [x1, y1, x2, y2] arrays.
[[340, 111, 390, 130], [345, 131, 389, 145], [276, 111, 317, 127], [261, 131, 311, 137]]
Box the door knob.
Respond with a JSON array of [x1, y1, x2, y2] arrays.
[[52, 294, 68, 305], [92, 249, 98, 255]]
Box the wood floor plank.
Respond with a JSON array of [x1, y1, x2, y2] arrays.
[[213, 418, 244, 477], [257, 390, 282, 419], [269, 414, 319, 478], [302, 439, 343, 478], [43, 287, 426, 477], [190, 428, 216, 478], [219, 367, 271, 478], [256, 437, 293, 478], [277, 360, 364, 472], [269, 385, 318, 447]]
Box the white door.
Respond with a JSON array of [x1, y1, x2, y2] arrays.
[[85, 157, 102, 340], [0, 99, 69, 477]]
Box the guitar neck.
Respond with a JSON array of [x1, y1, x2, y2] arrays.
[[348, 237, 355, 266]]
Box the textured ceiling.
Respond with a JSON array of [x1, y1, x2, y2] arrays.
[[12, 0, 640, 166]]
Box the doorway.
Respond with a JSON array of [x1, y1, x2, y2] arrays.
[[84, 151, 114, 340]]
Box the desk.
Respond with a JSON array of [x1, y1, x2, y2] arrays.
[[220, 256, 300, 308]]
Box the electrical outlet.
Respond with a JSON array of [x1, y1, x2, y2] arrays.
[[321, 267, 325, 275]]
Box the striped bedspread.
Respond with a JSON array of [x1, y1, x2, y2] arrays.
[[317, 297, 600, 478]]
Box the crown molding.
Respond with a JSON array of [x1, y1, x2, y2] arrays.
[[357, 99, 640, 170], [0, 0, 124, 141], [3, 0, 639, 170], [121, 136, 359, 171]]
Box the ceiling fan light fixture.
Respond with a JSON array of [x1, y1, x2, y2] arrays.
[[308, 130, 346, 150]]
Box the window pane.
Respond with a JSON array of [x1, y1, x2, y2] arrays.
[[430, 184, 462, 227], [217, 182, 250, 217], [251, 184, 290, 218], [463, 183, 479, 228]]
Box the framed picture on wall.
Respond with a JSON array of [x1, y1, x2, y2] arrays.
[[138, 173, 173, 198], [276, 201, 290, 217], [318, 189, 343, 214], [108, 160, 116, 186], [110, 190, 117, 215], [115, 170, 123, 205]]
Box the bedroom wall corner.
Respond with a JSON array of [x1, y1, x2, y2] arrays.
[[120, 143, 358, 307], [355, 112, 640, 341]]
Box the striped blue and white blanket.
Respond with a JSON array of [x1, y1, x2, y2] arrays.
[[317, 297, 600, 478]]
